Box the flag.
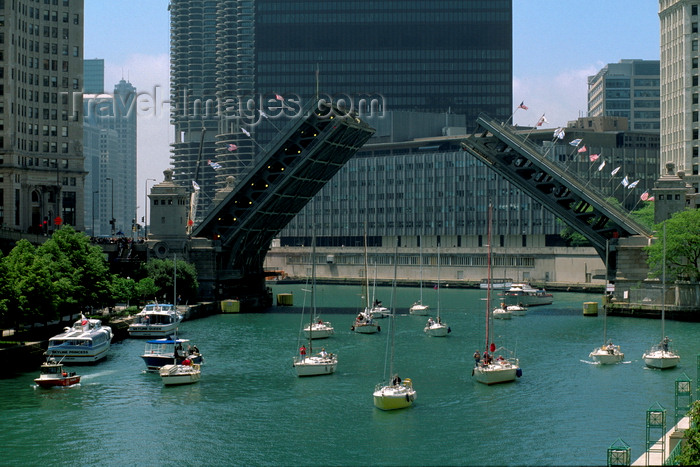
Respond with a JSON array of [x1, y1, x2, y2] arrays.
[[611, 166, 621, 176], [640, 191, 649, 201], [577, 145, 587, 153], [536, 115, 547, 126], [553, 127, 565, 139], [192, 180, 200, 191], [621, 176, 629, 187], [241, 127, 251, 137], [597, 160, 606, 171], [589, 154, 599, 162], [569, 138, 582, 147], [227, 144, 238, 151], [275, 93, 284, 101], [648, 196, 655, 201], [627, 180, 639, 189], [208, 160, 222, 170], [518, 101, 528, 110]]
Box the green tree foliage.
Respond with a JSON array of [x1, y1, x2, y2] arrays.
[[142, 258, 198, 303], [677, 400, 700, 465], [110, 276, 137, 305], [645, 209, 700, 282], [135, 277, 159, 302], [628, 202, 654, 230]]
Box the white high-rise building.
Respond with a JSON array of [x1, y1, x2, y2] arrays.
[[659, 0, 700, 198]]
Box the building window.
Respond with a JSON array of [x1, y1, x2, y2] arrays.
[[694, 22, 699, 33], [694, 4, 699, 15], [694, 94, 699, 105]]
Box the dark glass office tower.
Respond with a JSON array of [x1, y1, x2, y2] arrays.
[[169, 0, 513, 218]]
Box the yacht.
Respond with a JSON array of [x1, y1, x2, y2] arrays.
[[502, 283, 553, 307], [45, 316, 113, 363], [128, 303, 182, 338]]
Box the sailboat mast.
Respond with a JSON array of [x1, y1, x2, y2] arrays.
[[486, 204, 492, 352], [437, 242, 441, 320], [309, 228, 317, 354], [389, 241, 399, 380], [603, 240, 608, 345], [364, 225, 370, 309], [661, 223, 666, 341], [419, 238, 423, 303]]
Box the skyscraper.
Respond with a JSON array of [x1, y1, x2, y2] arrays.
[[0, 1, 85, 233], [169, 0, 513, 218], [659, 0, 700, 198]]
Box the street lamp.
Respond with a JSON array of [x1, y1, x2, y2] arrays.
[[145, 178, 156, 239], [92, 190, 99, 236], [106, 177, 114, 236]]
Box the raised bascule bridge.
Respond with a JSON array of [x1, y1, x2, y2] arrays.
[[459, 114, 653, 283], [183, 101, 376, 307]]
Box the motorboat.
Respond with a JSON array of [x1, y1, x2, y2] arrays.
[[506, 304, 527, 316], [160, 362, 201, 386], [424, 244, 449, 337], [590, 342, 624, 365], [472, 204, 521, 385], [373, 242, 416, 410], [44, 316, 113, 363], [293, 226, 338, 377], [140, 337, 203, 371], [503, 283, 553, 307], [34, 359, 80, 388], [492, 306, 512, 320], [128, 303, 182, 338], [373, 377, 416, 411]]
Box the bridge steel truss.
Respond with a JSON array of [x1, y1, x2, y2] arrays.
[[460, 114, 652, 277], [192, 101, 375, 295]]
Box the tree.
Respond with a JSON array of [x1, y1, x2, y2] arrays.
[[629, 201, 654, 230], [135, 277, 159, 303], [142, 258, 199, 303], [645, 209, 700, 282], [676, 400, 700, 465], [110, 276, 137, 306]]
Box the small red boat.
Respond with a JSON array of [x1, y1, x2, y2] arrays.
[[34, 359, 81, 389]]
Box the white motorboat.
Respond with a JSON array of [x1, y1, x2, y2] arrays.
[[140, 337, 203, 371], [128, 303, 182, 338], [589, 240, 624, 365], [492, 307, 512, 320], [293, 228, 338, 377], [303, 320, 334, 339], [473, 204, 521, 385], [373, 242, 416, 410], [506, 304, 527, 316], [642, 225, 679, 370], [160, 362, 201, 386], [502, 283, 553, 307], [424, 244, 449, 337], [45, 316, 113, 363], [409, 238, 430, 315]]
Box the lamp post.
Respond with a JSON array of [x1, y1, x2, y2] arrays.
[[92, 190, 99, 236], [145, 178, 156, 239], [106, 177, 114, 236]]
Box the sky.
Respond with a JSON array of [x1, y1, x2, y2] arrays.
[[84, 0, 661, 222]]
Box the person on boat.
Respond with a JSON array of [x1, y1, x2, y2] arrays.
[[299, 345, 307, 360], [427, 317, 434, 327], [392, 374, 401, 386], [662, 336, 669, 351], [182, 358, 192, 366], [192, 345, 199, 354], [483, 352, 492, 365], [607, 342, 615, 354], [319, 348, 327, 358], [473, 351, 481, 367], [318, 318, 323, 325]]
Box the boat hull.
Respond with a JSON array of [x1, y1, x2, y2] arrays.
[[34, 375, 81, 388], [303, 323, 334, 339], [160, 364, 201, 385], [353, 323, 379, 334], [128, 323, 180, 338], [373, 383, 416, 410], [506, 305, 527, 316], [293, 356, 337, 376], [409, 304, 429, 315], [493, 310, 512, 320], [589, 347, 624, 364], [472, 362, 520, 385], [424, 323, 449, 337], [44, 345, 110, 363], [643, 350, 680, 369]]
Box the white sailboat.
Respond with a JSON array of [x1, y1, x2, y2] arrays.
[[369, 262, 390, 319], [302, 249, 334, 339], [294, 230, 338, 377], [409, 237, 430, 315], [642, 224, 680, 369], [424, 243, 449, 337], [472, 203, 521, 385], [373, 242, 416, 410], [589, 240, 624, 364], [353, 228, 380, 334]]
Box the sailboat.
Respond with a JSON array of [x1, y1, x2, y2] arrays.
[[302, 244, 334, 339], [353, 228, 379, 334], [589, 240, 624, 364], [642, 224, 680, 369], [369, 261, 390, 319], [293, 229, 338, 377], [472, 203, 522, 385], [424, 243, 449, 337], [409, 237, 430, 315], [373, 242, 416, 410]]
